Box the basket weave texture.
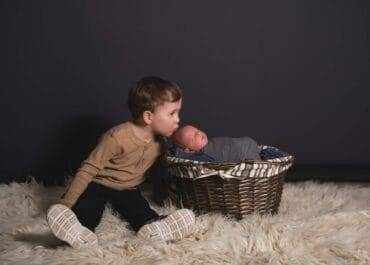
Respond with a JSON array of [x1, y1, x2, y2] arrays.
[[166, 145, 294, 219]]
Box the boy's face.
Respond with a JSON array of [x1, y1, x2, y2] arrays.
[[150, 99, 182, 137]]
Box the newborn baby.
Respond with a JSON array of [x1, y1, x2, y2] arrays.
[[169, 125, 261, 163]]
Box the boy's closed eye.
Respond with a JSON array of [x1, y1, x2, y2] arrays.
[[170, 108, 180, 116]]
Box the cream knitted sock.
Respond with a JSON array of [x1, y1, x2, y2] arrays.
[[47, 204, 98, 249], [137, 209, 195, 242]]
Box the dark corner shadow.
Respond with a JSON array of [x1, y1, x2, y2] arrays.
[[286, 164, 370, 182], [13, 231, 68, 249], [21, 116, 113, 186]]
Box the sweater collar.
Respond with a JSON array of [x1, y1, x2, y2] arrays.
[[127, 122, 154, 146]]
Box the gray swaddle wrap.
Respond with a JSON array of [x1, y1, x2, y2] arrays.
[[203, 137, 261, 163]]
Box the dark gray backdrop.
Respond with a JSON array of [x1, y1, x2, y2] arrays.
[[1, 1, 370, 183]]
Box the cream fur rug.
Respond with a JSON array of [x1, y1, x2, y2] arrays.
[[0, 179, 369, 265]]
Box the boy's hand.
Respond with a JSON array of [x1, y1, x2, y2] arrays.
[[58, 198, 73, 208]]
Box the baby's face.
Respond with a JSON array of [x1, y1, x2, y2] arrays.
[[172, 125, 208, 152]]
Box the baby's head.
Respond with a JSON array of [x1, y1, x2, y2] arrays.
[[172, 125, 208, 153]]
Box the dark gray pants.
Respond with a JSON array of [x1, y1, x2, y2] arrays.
[[67, 182, 160, 232]]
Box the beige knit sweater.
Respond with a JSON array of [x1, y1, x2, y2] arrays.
[[59, 121, 163, 208]]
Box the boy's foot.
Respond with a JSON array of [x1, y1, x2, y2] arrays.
[[137, 209, 195, 242], [47, 204, 98, 250]]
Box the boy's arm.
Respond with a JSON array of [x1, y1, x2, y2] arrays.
[[149, 139, 170, 206], [59, 170, 94, 208], [59, 132, 123, 208], [148, 154, 169, 206]]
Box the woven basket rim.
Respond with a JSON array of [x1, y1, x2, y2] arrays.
[[167, 156, 294, 167], [167, 155, 295, 170], [166, 144, 293, 166]]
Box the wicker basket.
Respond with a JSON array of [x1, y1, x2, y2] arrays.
[[166, 145, 294, 219]]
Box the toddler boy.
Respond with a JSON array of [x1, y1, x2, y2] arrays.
[[47, 77, 195, 249]]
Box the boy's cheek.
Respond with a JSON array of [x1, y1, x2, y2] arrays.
[[167, 131, 175, 137]]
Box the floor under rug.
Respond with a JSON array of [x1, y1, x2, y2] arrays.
[[0, 179, 369, 265]]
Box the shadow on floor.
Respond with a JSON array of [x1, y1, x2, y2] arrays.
[[13, 231, 68, 249]]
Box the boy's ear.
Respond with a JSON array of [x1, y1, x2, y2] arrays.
[[142, 110, 153, 125]]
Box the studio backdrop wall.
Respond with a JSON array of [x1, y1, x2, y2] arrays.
[[1, 1, 370, 184]]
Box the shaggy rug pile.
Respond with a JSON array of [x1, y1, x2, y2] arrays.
[[0, 179, 369, 265]]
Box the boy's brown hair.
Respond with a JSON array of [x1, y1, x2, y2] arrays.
[[128, 76, 182, 120]]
